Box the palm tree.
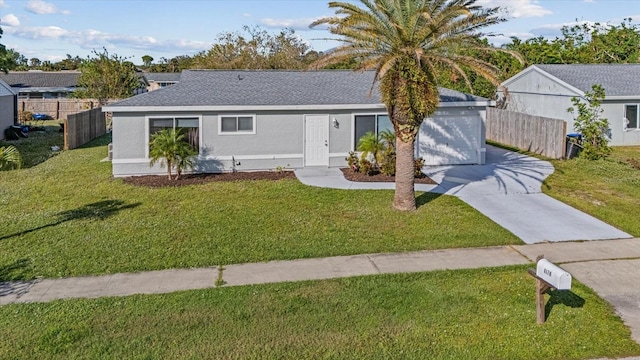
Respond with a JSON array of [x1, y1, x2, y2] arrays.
[[0, 145, 22, 170], [312, 0, 520, 211], [149, 128, 197, 180], [357, 131, 385, 164]]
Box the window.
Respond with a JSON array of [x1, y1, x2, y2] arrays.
[[625, 105, 639, 130], [354, 114, 393, 148], [219, 115, 255, 134], [149, 117, 200, 153]]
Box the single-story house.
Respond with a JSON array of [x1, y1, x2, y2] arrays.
[[0, 79, 18, 140], [144, 72, 181, 92], [498, 64, 640, 146], [0, 71, 81, 99], [103, 70, 492, 177]]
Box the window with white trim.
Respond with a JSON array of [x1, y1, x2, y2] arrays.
[[149, 117, 200, 153], [625, 105, 639, 130], [219, 115, 256, 134], [354, 114, 393, 148]]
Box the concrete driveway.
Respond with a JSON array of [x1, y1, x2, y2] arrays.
[[423, 145, 632, 244]]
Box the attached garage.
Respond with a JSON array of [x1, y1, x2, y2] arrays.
[[417, 106, 486, 165]]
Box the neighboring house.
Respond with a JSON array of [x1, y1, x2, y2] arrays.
[[0, 71, 81, 99], [144, 72, 181, 92], [0, 79, 18, 140], [499, 64, 640, 146], [103, 70, 491, 177]]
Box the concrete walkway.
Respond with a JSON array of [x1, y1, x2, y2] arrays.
[[296, 145, 632, 244], [2, 238, 640, 346]]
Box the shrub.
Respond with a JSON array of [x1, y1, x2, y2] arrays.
[[380, 146, 396, 176], [414, 157, 425, 177], [359, 159, 375, 175], [567, 84, 611, 160], [346, 151, 360, 172], [19, 111, 33, 124]]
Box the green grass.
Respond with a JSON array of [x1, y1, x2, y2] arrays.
[[0, 121, 64, 168], [1, 267, 638, 359], [0, 134, 519, 280], [544, 146, 640, 236]]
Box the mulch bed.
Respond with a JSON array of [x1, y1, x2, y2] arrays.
[[122, 171, 297, 187], [340, 168, 437, 184], [121, 168, 437, 188]]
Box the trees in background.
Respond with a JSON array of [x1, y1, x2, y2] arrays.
[[191, 26, 314, 70], [74, 48, 140, 105], [505, 19, 640, 66]]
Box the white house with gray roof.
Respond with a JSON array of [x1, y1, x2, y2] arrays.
[[0, 79, 18, 140], [103, 70, 492, 177], [499, 64, 640, 146]]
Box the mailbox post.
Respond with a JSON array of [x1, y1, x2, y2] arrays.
[[528, 255, 572, 324]]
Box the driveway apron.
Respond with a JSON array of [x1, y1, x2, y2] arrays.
[[423, 145, 631, 244]]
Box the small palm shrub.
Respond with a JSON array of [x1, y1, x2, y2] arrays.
[[357, 131, 385, 165], [149, 128, 198, 180], [0, 145, 22, 170]]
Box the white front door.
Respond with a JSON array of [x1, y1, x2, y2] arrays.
[[305, 115, 329, 166]]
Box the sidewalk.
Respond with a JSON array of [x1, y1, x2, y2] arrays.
[[2, 238, 640, 344]]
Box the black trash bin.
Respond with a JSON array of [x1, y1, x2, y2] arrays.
[[565, 133, 582, 159], [4, 125, 28, 140]]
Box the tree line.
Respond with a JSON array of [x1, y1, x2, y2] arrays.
[[3, 19, 639, 99]]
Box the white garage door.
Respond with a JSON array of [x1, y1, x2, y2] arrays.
[[417, 113, 482, 165]]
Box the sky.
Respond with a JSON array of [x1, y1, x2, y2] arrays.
[[1, 0, 639, 65]]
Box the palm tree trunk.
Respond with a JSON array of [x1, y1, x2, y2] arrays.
[[393, 135, 416, 211], [167, 160, 173, 180]]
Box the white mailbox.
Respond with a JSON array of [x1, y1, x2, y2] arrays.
[[536, 259, 571, 290]]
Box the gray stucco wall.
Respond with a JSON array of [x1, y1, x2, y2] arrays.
[[0, 95, 16, 139], [501, 70, 640, 146], [111, 106, 487, 176], [111, 109, 374, 177]]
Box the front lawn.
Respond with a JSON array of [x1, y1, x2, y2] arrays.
[[1, 267, 638, 359], [544, 146, 640, 236], [0, 134, 519, 280]]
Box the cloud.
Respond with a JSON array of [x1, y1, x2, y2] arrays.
[[0, 13, 20, 27], [530, 20, 600, 37], [25, 0, 70, 15], [242, 13, 251, 18], [7, 24, 209, 54], [476, 0, 552, 18], [260, 17, 323, 31], [0, 0, 8, 8]]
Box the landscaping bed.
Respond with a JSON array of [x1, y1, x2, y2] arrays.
[[341, 168, 437, 184], [122, 171, 296, 187]]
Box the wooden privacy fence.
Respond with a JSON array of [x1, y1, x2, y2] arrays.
[[64, 107, 106, 150], [19, 99, 97, 120], [486, 108, 567, 159]]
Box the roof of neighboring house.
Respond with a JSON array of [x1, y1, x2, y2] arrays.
[[0, 71, 81, 90], [532, 64, 640, 97], [0, 79, 17, 96], [105, 70, 489, 111], [144, 72, 182, 83]]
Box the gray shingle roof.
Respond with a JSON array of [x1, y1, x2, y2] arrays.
[[0, 71, 81, 89], [535, 64, 640, 97], [144, 72, 182, 82], [107, 70, 488, 108]]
